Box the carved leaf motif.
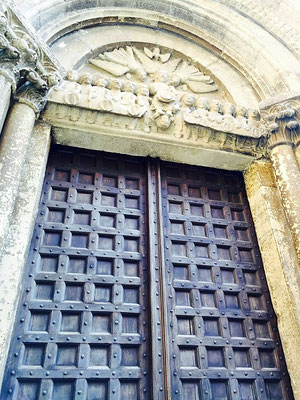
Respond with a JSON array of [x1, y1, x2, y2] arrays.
[[160, 52, 171, 63], [144, 47, 153, 59], [89, 59, 129, 77], [89, 45, 218, 95], [175, 60, 217, 93], [132, 47, 158, 74]]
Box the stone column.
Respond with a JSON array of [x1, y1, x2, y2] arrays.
[[295, 135, 300, 168], [0, 75, 11, 134], [0, 83, 49, 251], [244, 159, 300, 399], [267, 106, 300, 262], [0, 102, 35, 249], [0, 121, 51, 383]]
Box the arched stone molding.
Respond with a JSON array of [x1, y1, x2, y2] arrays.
[[50, 26, 259, 107], [13, 0, 300, 58], [11, 0, 300, 103]]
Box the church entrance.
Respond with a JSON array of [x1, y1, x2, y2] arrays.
[[1, 145, 293, 399]]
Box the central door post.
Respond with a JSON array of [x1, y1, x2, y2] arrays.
[[147, 159, 171, 400]]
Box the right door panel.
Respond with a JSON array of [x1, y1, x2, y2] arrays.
[[160, 162, 294, 400]]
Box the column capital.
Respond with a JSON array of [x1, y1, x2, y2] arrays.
[[261, 97, 300, 150], [15, 83, 48, 115], [0, 2, 63, 112]]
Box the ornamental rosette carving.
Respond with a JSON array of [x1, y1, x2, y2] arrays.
[[261, 99, 300, 149], [0, 2, 62, 113]]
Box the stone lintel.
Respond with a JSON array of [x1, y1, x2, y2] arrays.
[[42, 102, 266, 167]]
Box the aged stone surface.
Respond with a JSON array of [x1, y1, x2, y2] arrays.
[[262, 100, 300, 263], [0, 74, 11, 132], [0, 122, 51, 384], [15, 0, 300, 62], [89, 45, 217, 92], [270, 145, 300, 263], [42, 100, 267, 168], [0, 103, 35, 251], [245, 159, 300, 399], [15, 0, 300, 102], [0, 2, 62, 115], [295, 139, 300, 168], [48, 72, 266, 140], [262, 100, 300, 149]]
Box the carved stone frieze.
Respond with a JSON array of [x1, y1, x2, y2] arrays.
[[89, 46, 218, 92], [48, 71, 266, 139], [42, 101, 267, 159], [261, 99, 300, 149], [86, 45, 221, 130], [0, 2, 62, 113]]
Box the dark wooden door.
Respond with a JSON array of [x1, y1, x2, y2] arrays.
[[1, 146, 294, 400], [1, 147, 151, 400], [159, 162, 293, 400]]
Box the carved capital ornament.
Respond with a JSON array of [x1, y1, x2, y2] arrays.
[[261, 99, 300, 150], [0, 3, 62, 114]]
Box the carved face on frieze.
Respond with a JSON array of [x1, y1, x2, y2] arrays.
[[135, 68, 147, 82], [156, 114, 173, 130], [123, 81, 136, 93], [196, 97, 209, 110], [110, 79, 122, 91], [137, 84, 149, 97], [181, 93, 195, 107], [66, 70, 79, 82], [96, 77, 109, 88], [79, 74, 92, 85]]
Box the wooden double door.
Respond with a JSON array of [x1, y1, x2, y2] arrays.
[[1, 145, 294, 400]]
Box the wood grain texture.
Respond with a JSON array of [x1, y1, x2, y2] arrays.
[[1, 146, 150, 400], [160, 162, 294, 400], [1, 147, 294, 400]]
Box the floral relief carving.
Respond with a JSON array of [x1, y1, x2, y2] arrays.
[[261, 99, 300, 149]]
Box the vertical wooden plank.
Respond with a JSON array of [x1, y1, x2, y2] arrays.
[[147, 159, 170, 400]]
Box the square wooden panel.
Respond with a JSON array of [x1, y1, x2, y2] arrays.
[[2, 150, 293, 400], [160, 162, 293, 400]]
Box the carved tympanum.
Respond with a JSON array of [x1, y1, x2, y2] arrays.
[[87, 45, 217, 129], [89, 46, 217, 92], [49, 44, 264, 141]]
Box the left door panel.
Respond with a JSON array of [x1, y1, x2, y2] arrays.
[[1, 146, 151, 400]]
